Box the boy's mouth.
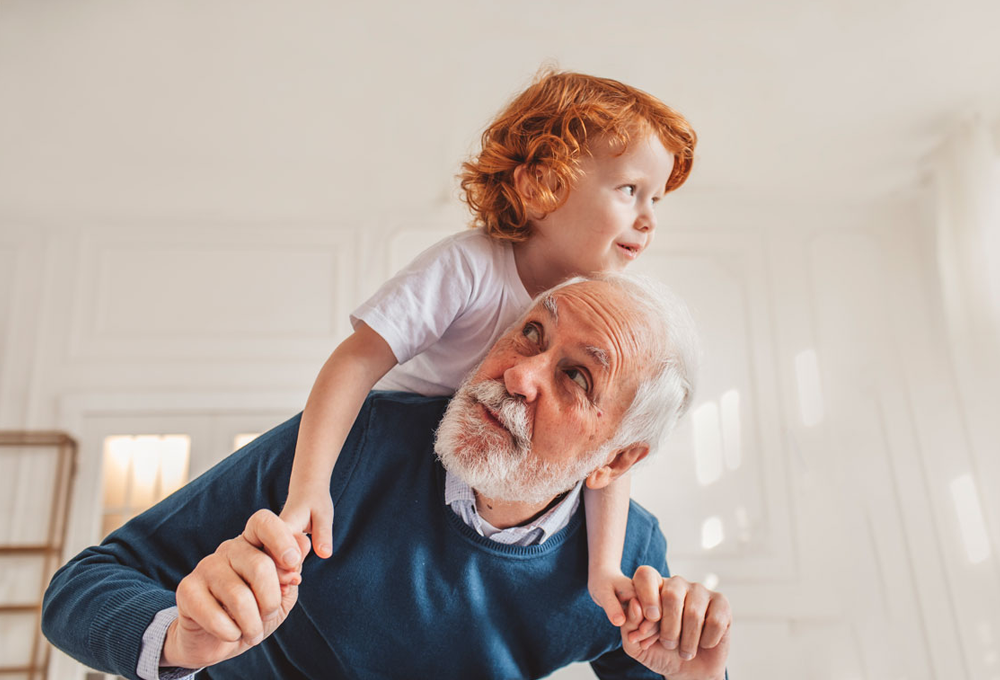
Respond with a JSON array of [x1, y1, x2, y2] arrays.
[[616, 242, 640, 259]]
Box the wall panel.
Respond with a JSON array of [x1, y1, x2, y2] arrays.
[[633, 231, 792, 587], [68, 228, 354, 362], [0, 245, 17, 407]]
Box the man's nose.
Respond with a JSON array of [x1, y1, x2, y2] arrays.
[[503, 354, 546, 402]]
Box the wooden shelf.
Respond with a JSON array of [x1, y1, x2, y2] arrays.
[[0, 430, 77, 680], [0, 545, 61, 554], [0, 604, 40, 614]]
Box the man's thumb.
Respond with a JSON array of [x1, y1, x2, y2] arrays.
[[293, 532, 311, 564]]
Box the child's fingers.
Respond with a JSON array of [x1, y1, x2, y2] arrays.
[[278, 504, 310, 533], [593, 587, 627, 627], [277, 569, 302, 595], [613, 579, 637, 605], [620, 598, 647, 657], [277, 570, 302, 586], [630, 616, 660, 647], [637, 615, 659, 640], [626, 610, 661, 645], [310, 507, 334, 559]]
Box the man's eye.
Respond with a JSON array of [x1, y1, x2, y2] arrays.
[[565, 368, 590, 391], [522, 323, 541, 343], [619, 184, 636, 197]]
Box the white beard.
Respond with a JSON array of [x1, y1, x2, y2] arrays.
[[434, 376, 613, 505]]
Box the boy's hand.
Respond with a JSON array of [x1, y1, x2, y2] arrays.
[[589, 567, 639, 627], [279, 491, 334, 559]]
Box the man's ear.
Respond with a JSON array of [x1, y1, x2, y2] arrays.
[[585, 443, 650, 490]]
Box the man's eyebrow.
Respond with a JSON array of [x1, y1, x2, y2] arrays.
[[540, 295, 608, 371], [541, 295, 558, 323], [585, 346, 610, 371]]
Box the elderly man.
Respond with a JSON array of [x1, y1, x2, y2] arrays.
[[43, 274, 731, 679]]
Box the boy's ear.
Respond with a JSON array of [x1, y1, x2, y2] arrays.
[[585, 443, 650, 490], [513, 165, 548, 220]]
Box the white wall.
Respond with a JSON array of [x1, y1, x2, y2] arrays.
[[1, 3, 998, 680], [7, 194, 996, 680]]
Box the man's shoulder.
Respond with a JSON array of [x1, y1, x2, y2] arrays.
[[622, 498, 668, 571], [353, 391, 451, 446], [624, 498, 663, 542], [361, 390, 451, 415]]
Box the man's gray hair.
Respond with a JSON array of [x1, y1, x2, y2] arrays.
[[543, 272, 700, 457]]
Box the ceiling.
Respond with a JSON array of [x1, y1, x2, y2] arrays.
[[0, 0, 997, 217]]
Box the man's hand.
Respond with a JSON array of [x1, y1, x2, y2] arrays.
[[162, 510, 311, 670], [619, 566, 731, 680]]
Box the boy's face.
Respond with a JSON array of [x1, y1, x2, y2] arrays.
[[528, 133, 674, 277]]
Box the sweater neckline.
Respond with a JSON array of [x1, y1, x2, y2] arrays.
[[433, 459, 586, 558]]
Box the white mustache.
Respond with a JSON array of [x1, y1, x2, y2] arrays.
[[465, 379, 532, 449]]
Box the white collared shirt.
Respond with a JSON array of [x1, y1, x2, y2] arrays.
[[444, 471, 583, 546]]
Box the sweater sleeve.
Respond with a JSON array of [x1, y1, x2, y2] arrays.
[[41, 413, 305, 679]]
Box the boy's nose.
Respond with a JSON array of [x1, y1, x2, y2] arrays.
[[635, 207, 656, 232]]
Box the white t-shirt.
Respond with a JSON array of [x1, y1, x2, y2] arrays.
[[350, 229, 533, 396]]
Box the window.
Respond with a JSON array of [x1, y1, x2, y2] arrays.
[[101, 435, 190, 536]]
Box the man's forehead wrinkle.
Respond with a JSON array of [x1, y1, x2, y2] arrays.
[[555, 285, 645, 397], [558, 287, 637, 351]]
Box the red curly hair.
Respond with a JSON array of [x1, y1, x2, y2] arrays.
[[459, 70, 697, 243]]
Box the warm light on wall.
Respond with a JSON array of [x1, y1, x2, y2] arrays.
[[795, 349, 825, 427], [234, 433, 261, 450], [101, 435, 191, 536], [950, 474, 992, 564], [693, 402, 723, 486], [701, 516, 724, 550], [720, 389, 742, 471]]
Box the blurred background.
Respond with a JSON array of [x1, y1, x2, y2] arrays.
[[0, 1, 998, 679]]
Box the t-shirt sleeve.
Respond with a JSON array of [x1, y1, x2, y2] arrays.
[[350, 235, 478, 365]]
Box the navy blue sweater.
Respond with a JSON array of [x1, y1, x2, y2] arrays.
[[43, 392, 669, 679]]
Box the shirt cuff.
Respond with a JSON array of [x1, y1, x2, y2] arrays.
[[137, 606, 201, 680]]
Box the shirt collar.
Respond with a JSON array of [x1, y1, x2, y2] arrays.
[[444, 470, 582, 545]]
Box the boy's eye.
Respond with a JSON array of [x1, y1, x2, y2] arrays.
[[565, 368, 590, 392], [522, 322, 541, 343], [619, 184, 636, 197]]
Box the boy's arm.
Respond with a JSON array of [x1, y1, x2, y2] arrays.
[[585, 471, 634, 626], [282, 321, 397, 558]]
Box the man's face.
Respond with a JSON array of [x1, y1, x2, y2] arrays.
[[435, 281, 645, 504]]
